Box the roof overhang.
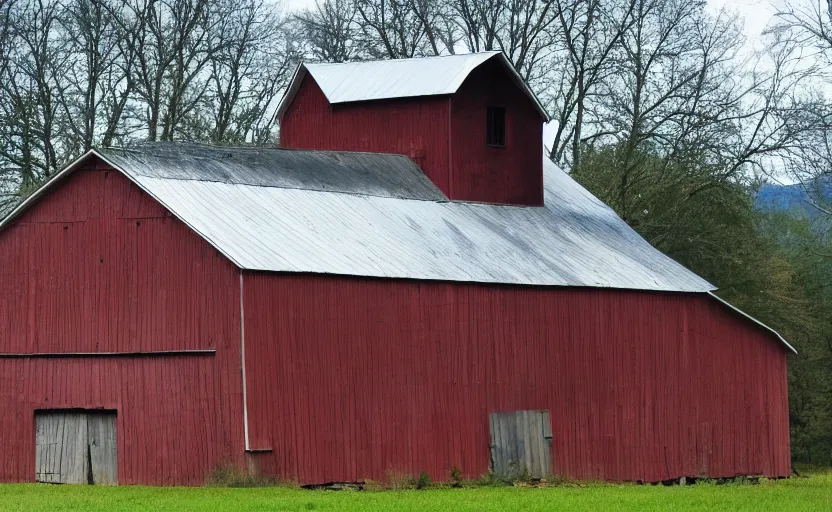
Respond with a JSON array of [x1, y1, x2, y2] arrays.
[[707, 291, 797, 355], [0, 150, 96, 232]]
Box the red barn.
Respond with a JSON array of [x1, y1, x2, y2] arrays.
[[0, 52, 793, 486]]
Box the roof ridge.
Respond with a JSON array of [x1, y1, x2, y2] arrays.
[[101, 143, 418, 160], [131, 173, 452, 204], [282, 51, 550, 122], [305, 51, 502, 67]]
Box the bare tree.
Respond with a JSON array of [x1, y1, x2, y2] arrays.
[[451, 0, 506, 52], [407, 0, 458, 56], [547, 0, 637, 166], [354, 0, 436, 58], [0, 0, 303, 214], [109, 0, 226, 141], [586, 1, 747, 220], [0, 0, 67, 183], [770, 0, 832, 217], [0, 0, 20, 215], [296, 0, 361, 63], [205, 0, 298, 144], [450, 0, 558, 81], [56, 0, 132, 153]]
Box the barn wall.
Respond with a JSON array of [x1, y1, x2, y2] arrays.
[[450, 59, 544, 205], [242, 274, 790, 484], [0, 163, 245, 485], [280, 76, 452, 193]]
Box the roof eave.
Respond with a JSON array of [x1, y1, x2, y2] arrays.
[[0, 149, 98, 231], [275, 61, 307, 125], [93, 149, 246, 269], [489, 52, 550, 122], [707, 291, 797, 355], [0, 149, 247, 270]]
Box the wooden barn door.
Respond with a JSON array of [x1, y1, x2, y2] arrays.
[[489, 410, 552, 480], [35, 411, 117, 485]]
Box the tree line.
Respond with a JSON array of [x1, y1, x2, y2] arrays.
[[0, 0, 830, 466], [0, 0, 297, 205]]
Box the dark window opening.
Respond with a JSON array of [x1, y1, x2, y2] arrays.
[[486, 106, 506, 147]]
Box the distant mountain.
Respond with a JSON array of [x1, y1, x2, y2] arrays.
[[755, 179, 832, 219]]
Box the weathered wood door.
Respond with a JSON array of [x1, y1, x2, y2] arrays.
[[489, 410, 552, 480], [35, 411, 117, 484]]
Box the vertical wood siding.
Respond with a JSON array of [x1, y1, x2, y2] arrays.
[[243, 274, 790, 484], [0, 164, 244, 485], [280, 76, 452, 193], [450, 59, 544, 206], [280, 63, 545, 206]]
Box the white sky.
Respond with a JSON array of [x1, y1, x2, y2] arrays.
[[707, 0, 777, 39], [281, 0, 780, 35]]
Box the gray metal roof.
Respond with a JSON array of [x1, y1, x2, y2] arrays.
[[0, 143, 798, 353], [277, 52, 550, 121], [100, 144, 446, 201], [94, 143, 711, 291]]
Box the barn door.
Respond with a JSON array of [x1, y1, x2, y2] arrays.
[[35, 411, 117, 485], [489, 410, 552, 480], [35, 412, 88, 484]]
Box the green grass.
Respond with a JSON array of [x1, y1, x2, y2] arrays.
[[0, 472, 830, 512]]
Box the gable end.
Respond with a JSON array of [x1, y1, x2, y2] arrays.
[[0, 152, 244, 269]]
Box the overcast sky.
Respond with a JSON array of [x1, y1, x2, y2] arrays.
[[281, 0, 780, 36], [278, 0, 783, 65], [708, 0, 777, 41]]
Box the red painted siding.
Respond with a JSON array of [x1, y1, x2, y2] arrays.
[[280, 76, 452, 193], [450, 59, 544, 205], [0, 164, 244, 485], [243, 274, 790, 484], [279, 63, 545, 205]]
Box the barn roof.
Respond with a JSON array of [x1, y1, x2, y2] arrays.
[[277, 52, 550, 121], [3, 142, 709, 292], [99, 143, 446, 201], [0, 143, 796, 353]]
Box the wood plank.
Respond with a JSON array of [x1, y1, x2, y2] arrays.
[[48, 413, 59, 483], [48, 413, 63, 483], [488, 413, 498, 473], [34, 415, 43, 482], [524, 411, 531, 478], [88, 413, 118, 485], [543, 411, 552, 478], [500, 413, 514, 477], [49, 414, 61, 483], [34, 413, 54, 483], [529, 411, 541, 478], [58, 413, 89, 484], [41, 413, 63, 484]]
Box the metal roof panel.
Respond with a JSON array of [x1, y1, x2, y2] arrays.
[[98, 144, 446, 201], [93, 144, 715, 292]]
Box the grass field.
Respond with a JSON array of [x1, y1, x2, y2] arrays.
[[0, 471, 829, 512]]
